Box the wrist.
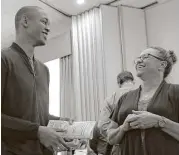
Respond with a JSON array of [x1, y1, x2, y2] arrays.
[[156, 116, 167, 128], [120, 124, 128, 132]]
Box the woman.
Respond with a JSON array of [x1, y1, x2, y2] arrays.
[[106, 47, 179, 155]]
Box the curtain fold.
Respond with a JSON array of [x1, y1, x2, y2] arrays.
[[60, 55, 74, 119], [72, 8, 107, 121]]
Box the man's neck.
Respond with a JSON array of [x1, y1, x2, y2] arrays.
[[15, 38, 35, 59], [121, 81, 134, 88]]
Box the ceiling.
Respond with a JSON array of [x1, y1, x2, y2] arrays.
[[43, 0, 171, 15], [42, 0, 114, 15]]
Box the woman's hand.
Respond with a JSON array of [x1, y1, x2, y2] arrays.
[[106, 114, 136, 145], [126, 110, 161, 129], [121, 114, 136, 132]]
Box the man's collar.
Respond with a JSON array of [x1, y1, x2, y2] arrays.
[[11, 42, 35, 61]]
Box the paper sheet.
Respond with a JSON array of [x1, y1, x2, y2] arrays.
[[48, 120, 96, 139]]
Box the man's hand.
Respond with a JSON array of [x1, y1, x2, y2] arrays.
[[38, 126, 70, 152], [66, 139, 81, 150], [60, 117, 74, 125], [64, 138, 73, 142]]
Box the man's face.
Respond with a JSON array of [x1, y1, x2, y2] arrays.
[[26, 8, 50, 46]]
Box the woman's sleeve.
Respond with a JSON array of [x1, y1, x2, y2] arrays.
[[174, 85, 179, 121], [169, 84, 179, 122]]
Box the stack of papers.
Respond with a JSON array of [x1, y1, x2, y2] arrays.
[[48, 120, 96, 139]]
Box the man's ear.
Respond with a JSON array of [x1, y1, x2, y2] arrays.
[[21, 15, 28, 28]]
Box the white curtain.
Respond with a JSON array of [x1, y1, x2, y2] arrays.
[[60, 55, 74, 119], [72, 8, 107, 121]]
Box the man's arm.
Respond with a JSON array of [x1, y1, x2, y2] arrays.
[[1, 57, 39, 140], [98, 93, 115, 137], [106, 94, 129, 145], [1, 114, 39, 140], [99, 96, 114, 121]]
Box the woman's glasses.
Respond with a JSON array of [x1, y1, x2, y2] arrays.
[[134, 53, 165, 64]]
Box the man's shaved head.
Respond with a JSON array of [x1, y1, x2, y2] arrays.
[[15, 6, 43, 30], [14, 6, 50, 46]]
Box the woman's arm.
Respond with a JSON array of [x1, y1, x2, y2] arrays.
[[107, 114, 135, 145], [107, 122, 126, 145], [162, 84, 179, 140], [128, 111, 179, 141], [160, 116, 179, 141]]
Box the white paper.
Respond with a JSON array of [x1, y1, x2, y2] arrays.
[[48, 120, 96, 139]]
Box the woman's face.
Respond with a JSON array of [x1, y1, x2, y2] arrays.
[[135, 48, 165, 78]]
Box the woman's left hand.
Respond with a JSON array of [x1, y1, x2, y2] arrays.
[[126, 110, 161, 129]]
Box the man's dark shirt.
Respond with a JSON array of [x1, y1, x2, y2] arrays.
[[1, 43, 51, 155]]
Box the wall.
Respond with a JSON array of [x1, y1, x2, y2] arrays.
[[145, 0, 179, 84], [101, 5, 122, 97], [119, 6, 147, 86], [100, 5, 148, 97], [35, 31, 72, 63]]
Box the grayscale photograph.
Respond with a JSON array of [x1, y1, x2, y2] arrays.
[[1, 0, 179, 155]]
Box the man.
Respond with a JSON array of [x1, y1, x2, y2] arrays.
[[88, 71, 135, 155], [1, 6, 69, 155]]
